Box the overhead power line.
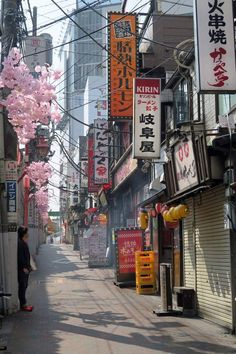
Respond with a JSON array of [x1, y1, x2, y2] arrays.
[[22, 1, 189, 61]]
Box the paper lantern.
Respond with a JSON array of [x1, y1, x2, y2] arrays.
[[172, 204, 189, 219], [138, 210, 148, 230], [23, 175, 30, 189], [155, 203, 162, 214]]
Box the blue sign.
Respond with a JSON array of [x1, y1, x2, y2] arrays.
[[6, 181, 17, 213]]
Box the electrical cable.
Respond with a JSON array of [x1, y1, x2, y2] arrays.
[[50, 0, 141, 73], [79, 0, 191, 52], [26, 0, 106, 34], [54, 55, 175, 130], [54, 0, 147, 88], [53, 135, 87, 176], [22, 1, 189, 61]]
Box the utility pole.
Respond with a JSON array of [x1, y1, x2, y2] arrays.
[[0, 0, 21, 314], [32, 6, 37, 36]]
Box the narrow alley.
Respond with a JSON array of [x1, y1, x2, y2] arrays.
[[2, 244, 236, 354]]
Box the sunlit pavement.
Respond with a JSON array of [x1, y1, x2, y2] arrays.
[[2, 244, 236, 354]]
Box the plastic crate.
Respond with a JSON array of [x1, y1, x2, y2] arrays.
[[135, 251, 155, 263], [136, 274, 156, 286], [135, 262, 155, 274], [136, 284, 156, 295]]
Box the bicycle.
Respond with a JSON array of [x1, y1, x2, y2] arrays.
[[0, 292, 11, 351]]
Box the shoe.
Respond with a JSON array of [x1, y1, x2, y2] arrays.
[[21, 305, 33, 312]]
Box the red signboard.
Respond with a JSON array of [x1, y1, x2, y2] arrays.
[[116, 229, 143, 274], [88, 134, 99, 193]]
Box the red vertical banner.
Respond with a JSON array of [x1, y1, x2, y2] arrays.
[[88, 133, 99, 193]]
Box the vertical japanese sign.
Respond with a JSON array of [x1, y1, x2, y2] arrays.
[[80, 160, 88, 188], [94, 119, 109, 184], [115, 228, 143, 276], [6, 181, 17, 213], [133, 78, 161, 159], [194, 0, 236, 92], [5, 160, 18, 225], [108, 12, 137, 120], [88, 134, 99, 193]]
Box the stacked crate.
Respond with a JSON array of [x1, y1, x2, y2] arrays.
[[135, 251, 156, 295]]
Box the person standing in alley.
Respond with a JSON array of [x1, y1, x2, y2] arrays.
[[17, 226, 33, 311]]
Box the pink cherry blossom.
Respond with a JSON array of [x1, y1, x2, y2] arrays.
[[0, 48, 62, 143], [27, 162, 52, 189]]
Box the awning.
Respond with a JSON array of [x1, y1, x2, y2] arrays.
[[137, 188, 166, 208], [166, 185, 211, 205], [212, 133, 236, 152]]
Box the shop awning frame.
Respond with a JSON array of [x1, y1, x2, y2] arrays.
[[137, 188, 166, 208], [166, 185, 211, 205]]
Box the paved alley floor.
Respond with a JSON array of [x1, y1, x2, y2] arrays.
[[2, 244, 236, 354]]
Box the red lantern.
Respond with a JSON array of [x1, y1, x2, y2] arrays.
[[155, 203, 162, 214], [164, 220, 179, 230], [150, 208, 156, 217], [161, 204, 168, 214], [23, 175, 30, 189]]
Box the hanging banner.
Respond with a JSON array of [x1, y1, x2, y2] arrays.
[[108, 12, 138, 120], [80, 160, 88, 188], [133, 78, 161, 159], [194, 0, 236, 92], [88, 134, 99, 193], [94, 119, 109, 184]]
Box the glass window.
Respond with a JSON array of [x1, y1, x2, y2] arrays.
[[218, 94, 236, 116], [173, 80, 190, 125]]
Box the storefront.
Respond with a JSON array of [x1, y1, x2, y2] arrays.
[[183, 186, 232, 328], [164, 133, 235, 330]]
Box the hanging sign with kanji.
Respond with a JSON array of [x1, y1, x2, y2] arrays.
[[88, 133, 99, 193], [194, 0, 236, 92], [94, 119, 109, 184], [108, 12, 138, 120], [133, 78, 161, 159]]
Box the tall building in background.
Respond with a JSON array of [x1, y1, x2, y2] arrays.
[[57, 1, 121, 242]]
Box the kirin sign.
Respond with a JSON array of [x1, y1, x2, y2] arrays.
[[194, 0, 236, 92], [133, 78, 161, 159]]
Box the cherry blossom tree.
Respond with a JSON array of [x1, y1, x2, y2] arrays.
[[27, 162, 52, 189], [0, 48, 62, 143]]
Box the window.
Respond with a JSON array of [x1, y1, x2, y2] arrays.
[[218, 94, 236, 116], [173, 79, 191, 125]]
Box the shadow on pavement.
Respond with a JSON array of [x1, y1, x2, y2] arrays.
[[3, 244, 236, 354]]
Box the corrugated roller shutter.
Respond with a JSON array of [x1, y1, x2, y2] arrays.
[[183, 198, 196, 289], [195, 186, 232, 329]]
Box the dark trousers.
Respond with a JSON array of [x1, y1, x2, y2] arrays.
[[18, 271, 29, 308]]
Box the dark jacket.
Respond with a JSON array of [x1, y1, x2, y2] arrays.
[[18, 239, 31, 272]]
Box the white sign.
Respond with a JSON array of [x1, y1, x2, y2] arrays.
[[23, 36, 49, 73], [5, 160, 17, 180], [174, 139, 198, 191], [80, 160, 88, 188], [194, 0, 236, 92], [94, 119, 109, 184], [88, 225, 108, 267], [133, 78, 161, 159]]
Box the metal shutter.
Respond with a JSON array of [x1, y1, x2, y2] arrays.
[[195, 186, 232, 328], [183, 198, 196, 289]]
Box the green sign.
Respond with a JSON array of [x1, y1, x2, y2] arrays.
[[48, 211, 61, 217]]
